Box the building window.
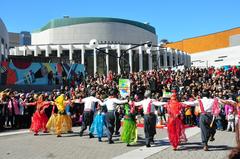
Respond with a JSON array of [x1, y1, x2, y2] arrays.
[[73, 50, 81, 63], [152, 52, 158, 70], [96, 50, 106, 75], [50, 50, 57, 57], [119, 50, 129, 73], [132, 50, 139, 72], [85, 50, 94, 75], [109, 50, 118, 74], [143, 51, 149, 71]]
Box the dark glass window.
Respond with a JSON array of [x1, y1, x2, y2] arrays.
[[73, 50, 81, 63], [85, 50, 94, 76], [143, 51, 149, 71], [96, 50, 106, 75], [132, 50, 139, 72], [109, 50, 118, 74]]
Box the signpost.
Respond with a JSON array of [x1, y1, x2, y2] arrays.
[[119, 79, 130, 98]]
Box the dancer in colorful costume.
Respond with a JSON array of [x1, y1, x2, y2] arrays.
[[46, 105, 57, 133], [134, 90, 165, 147], [54, 94, 72, 137], [121, 99, 138, 146], [89, 104, 108, 142], [185, 91, 220, 151], [27, 94, 52, 135], [165, 90, 187, 150]]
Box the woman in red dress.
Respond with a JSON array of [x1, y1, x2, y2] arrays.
[[165, 90, 187, 150], [27, 94, 52, 135]]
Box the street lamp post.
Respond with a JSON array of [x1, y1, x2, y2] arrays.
[[89, 39, 152, 75]]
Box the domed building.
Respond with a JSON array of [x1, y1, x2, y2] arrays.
[[0, 18, 9, 61], [10, 17, 191, 75]]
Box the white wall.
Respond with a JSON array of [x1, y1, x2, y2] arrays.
[[229, 34, 240, 47], [0, 18, 9, 60], [191, 45, 240, 67], [32, 22, 157, 45]]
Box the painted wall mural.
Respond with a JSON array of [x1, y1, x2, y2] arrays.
[[0, 60, 85, 85]]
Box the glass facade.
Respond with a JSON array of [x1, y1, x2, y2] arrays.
[[73, 50, 82, 63], [96, 50, 106, 75], [132, 50, 139, 72], [120, 50, 130, 73], [85, 50, 94, 75], [152, 52, 158, 70], [19, 31, 31, 46], [108, 50, 118, 74], [143, 51, 149, 71]]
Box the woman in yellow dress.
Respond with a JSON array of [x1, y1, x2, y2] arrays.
[[54, 94, 73, 137]]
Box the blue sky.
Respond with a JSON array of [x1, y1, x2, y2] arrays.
[[1, 0, 240, 42]]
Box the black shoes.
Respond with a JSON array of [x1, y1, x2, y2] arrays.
[[108, 140, 114, 144], [146, 144, 151, 148], [79, 132, 83, 137], [209, 135, 215, 142], [209, 137, 215, 142], [89, 133, 94, 138], [115, 132, 120, 136]]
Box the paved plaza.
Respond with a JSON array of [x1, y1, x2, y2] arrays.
[[0, 126, 235, 159]]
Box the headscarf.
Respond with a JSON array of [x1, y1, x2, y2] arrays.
[[55, 94, 65, 112]]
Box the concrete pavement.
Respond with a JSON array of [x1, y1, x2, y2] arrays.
[[0, 126, 236, 159]]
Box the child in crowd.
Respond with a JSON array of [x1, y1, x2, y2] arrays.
[[227, 109, 235, 132]]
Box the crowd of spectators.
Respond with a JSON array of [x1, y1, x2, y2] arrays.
[[0, 66, 239, 131]]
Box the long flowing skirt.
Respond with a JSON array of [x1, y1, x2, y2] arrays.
[[30, 111, 48, 133], [46, 114, 57, 133], [55, 114, 72, 135], [47, 114, 72, 134], [121, 117, 137, 144], [167, 117, 186, 149], [90, 113, 107, 138]]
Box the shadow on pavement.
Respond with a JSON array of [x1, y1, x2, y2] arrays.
[[178, 142, 233, 151]]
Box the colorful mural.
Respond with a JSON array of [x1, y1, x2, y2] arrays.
[[0, 60, 85, 85]]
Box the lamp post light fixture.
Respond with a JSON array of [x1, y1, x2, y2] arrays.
[[89, 39, 152, 75]]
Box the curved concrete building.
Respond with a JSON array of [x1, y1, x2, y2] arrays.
[[32, 17, 157, 45], [0, 18, 9, 60], [10, 17, 191, 75]]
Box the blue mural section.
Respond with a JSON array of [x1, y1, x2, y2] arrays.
[[1, 60, 85, 85]]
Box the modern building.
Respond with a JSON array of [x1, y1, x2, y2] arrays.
[[19, 31, 31, 46], [9, 32, 20, 48], [10, 17, 191, 75], [9, 31, 31, 49], [167, 27, 240, 67], [0, 18, 9, 61]]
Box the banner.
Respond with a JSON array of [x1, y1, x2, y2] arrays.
[[163, 92, 172, 98], [119, 79, 130, 98], [0, 60, 85, 85]]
